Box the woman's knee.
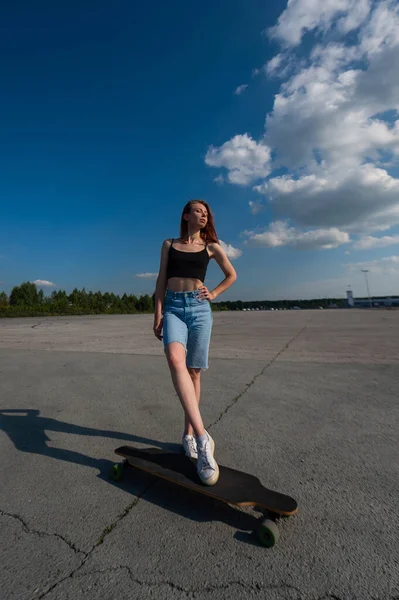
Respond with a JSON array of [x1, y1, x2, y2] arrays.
[[166, 342, 187, 370]]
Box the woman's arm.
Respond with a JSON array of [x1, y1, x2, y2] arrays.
[[208, 242, 237, 300], [154, 239, 171, 319]]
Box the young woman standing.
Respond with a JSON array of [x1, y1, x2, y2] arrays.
[[153, 200, 237, 486]]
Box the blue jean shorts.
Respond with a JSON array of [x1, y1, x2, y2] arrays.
[[162, 289, 213, 370]]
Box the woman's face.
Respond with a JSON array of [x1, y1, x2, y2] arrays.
[[185, 203, 208, 229]]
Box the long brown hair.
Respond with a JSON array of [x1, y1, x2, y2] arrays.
[[179, 200, 219, 244]]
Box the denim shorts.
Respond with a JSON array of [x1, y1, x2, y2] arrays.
[[162, 289, 213, 370]]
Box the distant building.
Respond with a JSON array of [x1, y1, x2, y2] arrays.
[[347, 290, 354, 307], [345, 290, 399, 308]]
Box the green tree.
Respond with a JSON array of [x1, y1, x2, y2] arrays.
[[51, 290, 69, 311], [68, 287, 82, 307], [0, 291, 9, 307], [139, 294, 153, 312], [9, 282, 39, 307]]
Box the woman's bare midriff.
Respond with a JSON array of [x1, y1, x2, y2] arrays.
[[167, 277, 203, 292]]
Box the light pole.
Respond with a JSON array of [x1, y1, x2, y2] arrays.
[[361, 269, 372, 308]]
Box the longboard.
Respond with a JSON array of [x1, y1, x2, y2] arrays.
[[111, 445, 298, 547]]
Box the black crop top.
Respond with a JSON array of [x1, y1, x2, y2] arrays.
[[166, 239, 210, 283]]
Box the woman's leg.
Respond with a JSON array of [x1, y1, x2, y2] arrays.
[[165, 343, 205, 438], [185, 368, 201, 436]]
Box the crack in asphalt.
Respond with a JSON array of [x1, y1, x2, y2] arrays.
[[116, 566, 303, 597], [321, 597, 399, 600], [94, 495, 142, 547], [208, 325, 307, 430], [0, 479, 156, 600], [40, 564, 304, 598], [32, 481, 156, 600], [0, 510, 84, 557]]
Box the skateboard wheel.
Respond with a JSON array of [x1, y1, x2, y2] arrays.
[[109, 463, 124, 482], [257, 519, 280, 548]]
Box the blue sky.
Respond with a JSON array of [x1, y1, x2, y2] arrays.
[[2, 0, 399, 301]]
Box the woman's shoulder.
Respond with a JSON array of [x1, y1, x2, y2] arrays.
[[206, 240, 220, 258]]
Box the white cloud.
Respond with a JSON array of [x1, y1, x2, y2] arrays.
[[343, 255, 399, 296], [136, 273, 158, 279], [353, 235, 399, 250], [265, 54, 285, 76], [277, 255, 399, 298], [219, 240, 243, 259], [213, 174, 224, 185], [206, 0, 399, 236], [234, 84, 248, 95], [265, 52, 299, 79], [271, 259, 399, 299], [33, 280, 56, 287], [249, 200, 265, 215], [359, 1, 399, 57], [265, 7, 399, 171], [346, 255, 399, 274], [205, 134, 272, 185], [244, 221, 350, 250], [268, 0, 371, 47], [338, 0, 372, 34], [254, 164, 399, 231]]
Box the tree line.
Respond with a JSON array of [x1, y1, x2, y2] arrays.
[[0, 282, 154, 317], [0, 281, 347, 318]]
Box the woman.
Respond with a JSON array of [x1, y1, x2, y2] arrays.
[[153, 200, 237, 486]]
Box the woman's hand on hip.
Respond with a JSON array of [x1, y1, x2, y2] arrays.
[[198, 286, 214, 301], [153, 316, 163, 341]]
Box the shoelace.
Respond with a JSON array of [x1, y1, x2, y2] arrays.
[[186, 438, 197, 454], [198, 442, 214, 472]]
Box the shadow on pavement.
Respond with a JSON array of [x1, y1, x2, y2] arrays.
[[0, 409, 274, 546]]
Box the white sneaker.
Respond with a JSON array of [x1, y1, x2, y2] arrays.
[[196, 432, 219, 486], [182, 434, 198, 460]]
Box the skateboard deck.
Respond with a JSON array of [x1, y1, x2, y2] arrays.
[[113, 445, 298, 516]]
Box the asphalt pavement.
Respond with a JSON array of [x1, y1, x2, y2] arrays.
[[1, 309, 398, 600]]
